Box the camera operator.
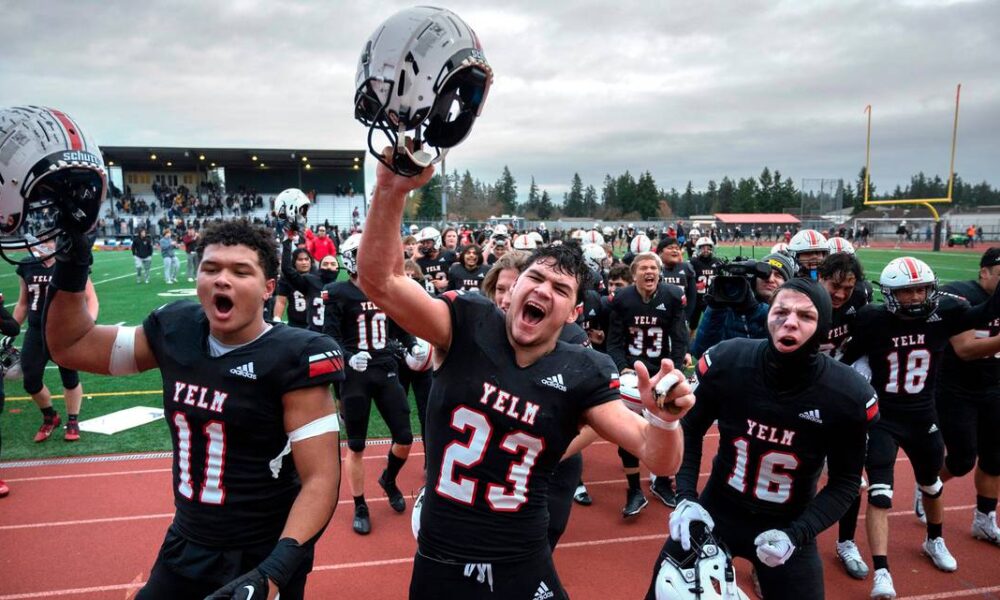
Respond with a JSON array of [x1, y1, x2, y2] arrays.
[[486, 232, 510, 266], [691, 253, 794, 358]]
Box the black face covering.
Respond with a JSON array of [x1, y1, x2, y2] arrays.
[[319, 269, 339, 284], [763, 278, 833, 394]]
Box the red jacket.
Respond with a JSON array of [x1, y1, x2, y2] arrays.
[[308, 235, 337, 261]]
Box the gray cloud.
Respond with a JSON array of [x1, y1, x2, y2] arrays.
[[2, 0, 997, 202]]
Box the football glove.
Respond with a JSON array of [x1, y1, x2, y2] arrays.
[[409, 343, 428, 365], [349, 351, 371, 372], [669, 499, 715, 551], [203, 568, 270, 600], [51, 227, 95, 293], [754, 529, 795, 567]]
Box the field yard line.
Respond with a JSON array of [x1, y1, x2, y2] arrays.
[[91, 265, 163, 286], [4, 389, 164, 402]]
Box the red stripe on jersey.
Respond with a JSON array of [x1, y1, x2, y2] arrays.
[[902, 258, 920, 281], [866, 400, 879, 422], [609, 379, 620, 390], [49, 109, 83, 151], [697, 355, 709, 376], [309, 357, 342, 378], [441, 290, 461, 304]]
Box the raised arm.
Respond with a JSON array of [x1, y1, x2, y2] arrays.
[[357, 154, 451, 351]]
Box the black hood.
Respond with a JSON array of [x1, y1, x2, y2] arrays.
[[763, 278, 832, 394]]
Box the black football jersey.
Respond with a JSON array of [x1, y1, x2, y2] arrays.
[[419, 291, 620, 562], [821, 288, 869, 358], [446, 263, 489, 292], [280, 241, 325, 331], [276, 279, 309, 329], [678, 339, 877, 545], [142, 301, 345, 547], [689, 256, 723, 300], [322, 280, 414, 368], [941, 280, 1000, 390], [559, 321, 589, 346], [417, 250, 457, 295], [607, 284, 688, 374], [579, 289, 607, 352], [661, 262, 697, 321], [841, 293, 1000, 413], [16, 261, 55, 326]]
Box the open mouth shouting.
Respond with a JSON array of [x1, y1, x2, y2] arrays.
[[213, 293, 235, 319], [522, 300, 547, 326], [777, 335, 799, 349]]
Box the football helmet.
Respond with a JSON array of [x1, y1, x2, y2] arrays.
[[655, 526, 749, 600], [696, 237, 714, 249], [787, 229, 829, 259], [339, 233, 363, 275], [273, 188, 311, 231], [417, 226, 441, 249], [0, 336, 22, 380], [582, 244, 607, 272], [492, 224, 508, 237], [581, 230, 605, 247], [826, 237, 855, 254], [528, 231, 544, 245], [879, 257, 939, 318], [618, 372, 644, 414], [0, 106, 107, 265], [411, 486, 426, 540], [689, 228, 701, 238], [354, 7, 492, 177], [513, 234, 536, 250], [630, 233, 652, 254], [602, 226, 615, 238], [770, 242, 790, 255]]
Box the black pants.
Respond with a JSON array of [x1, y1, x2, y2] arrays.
[[341, 364, 413, 452], [410, 548, 568, 600], [866, 409, 945, 505], [399, 365, 432, 437], [21, 325, 79, 395], [135, 525, 312, 600], [548, 453, 583, 550], [937, 383, 1000, 477]]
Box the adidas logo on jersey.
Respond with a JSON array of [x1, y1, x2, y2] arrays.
[[230, 362, 257, 380], [655, 303, 667, 311], [539, 374, 566, 392], [928, 423, 939, 434], [798, 409, 823, 424], [533, 581, 555, 600], [926, 313, 942, 322]]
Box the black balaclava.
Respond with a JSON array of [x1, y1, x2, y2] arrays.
[[763, 278, 832, 394], [319, 269, 339, 284]]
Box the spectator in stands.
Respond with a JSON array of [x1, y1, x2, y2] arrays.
[[159, 228, 180, 284], [132, 228, 154, 284], [307, 226, 337, 262], [182, 227, 200, 282]]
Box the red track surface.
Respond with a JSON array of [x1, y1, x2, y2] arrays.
[[1, 432, 998, 599]]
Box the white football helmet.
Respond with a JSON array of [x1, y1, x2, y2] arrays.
[[0, 106, 107, 264], [826, 237, 855, 254], [417, 226, 442, 249], [528, 231, 545, 245], [582, 244, 607, 272], [879, 257, 939, 318], [618, 372, 644, 414], [696, 237, 714, 249], [512, 234, 536, 250], [411, 486, 426, 540], [602, 226, 615, 238], [689, 228, 701, 238], [354, 7, 492, 176], [655, 528, 749, 600], [581, 230, 605, 247], [274, 188, 311, 231], [492, 223, 509, 237], [630, 233, 652, 254], [770, 242, 790, 255], [339, 233, 363, 275], [787, 229, 829, 258]]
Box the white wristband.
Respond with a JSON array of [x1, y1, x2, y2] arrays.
[[644, 408, 680, 431]]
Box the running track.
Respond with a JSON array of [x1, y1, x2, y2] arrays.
[[1, 432, 998, 599]]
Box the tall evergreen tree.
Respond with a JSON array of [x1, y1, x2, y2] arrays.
[[583, 185, 598, 216], [563, 173, 585, 217], [416, 174, 442, 220], [538, 190, 554, 219], [495, 165, 518, 213], [635, 171, 660, 219]]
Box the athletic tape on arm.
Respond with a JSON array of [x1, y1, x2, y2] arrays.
[[269, 414, 341, 478], [108, 326, 138, 375]]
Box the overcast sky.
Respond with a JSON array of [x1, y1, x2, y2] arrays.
[[2, 0, 997, 202]]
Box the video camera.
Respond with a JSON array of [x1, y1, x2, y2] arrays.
[[706, 259, 772, 308]]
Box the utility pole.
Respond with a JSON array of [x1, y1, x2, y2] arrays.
[[440, 155, 448, 228]]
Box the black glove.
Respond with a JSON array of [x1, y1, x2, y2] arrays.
[[203, 568, 270, 600], [50, 227, 95, 293]]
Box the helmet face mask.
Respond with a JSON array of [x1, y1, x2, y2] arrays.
[[354, 7, 493, 177], [339, 233, 363, 275], [0, 106, 107, 265], [274, 188, 311, 231], [654, 526, 748, 600]]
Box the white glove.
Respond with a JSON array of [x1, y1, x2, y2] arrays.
[[349, 351, 371, 372], [409, 344, 428, 364], [754, 529, 795, 567], [668, 499, 715, 551]]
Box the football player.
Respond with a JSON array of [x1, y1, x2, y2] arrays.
[[359, 155, 693, 599], [607, 252, 690, 515], [0, 293, 21, 498], [324, 233, 420, 535], [840, 257, 1000, 598], [273, 247, 315, 328], [786, 229, 829, 280], [415, 226, 457, 294], [446, 244, 489, 292], [657, 237, 697, 325], [278, 236, 338, 331], [401, 260, 434, 437], [46, 220, 344, 600], [14, 239, 99, 442], [654, 278, 877, 600], [936, 248, 1000, 547], [689, 236, 722, 331]]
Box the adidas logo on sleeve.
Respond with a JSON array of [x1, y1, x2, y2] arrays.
[[230, 362, 257, 380]]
